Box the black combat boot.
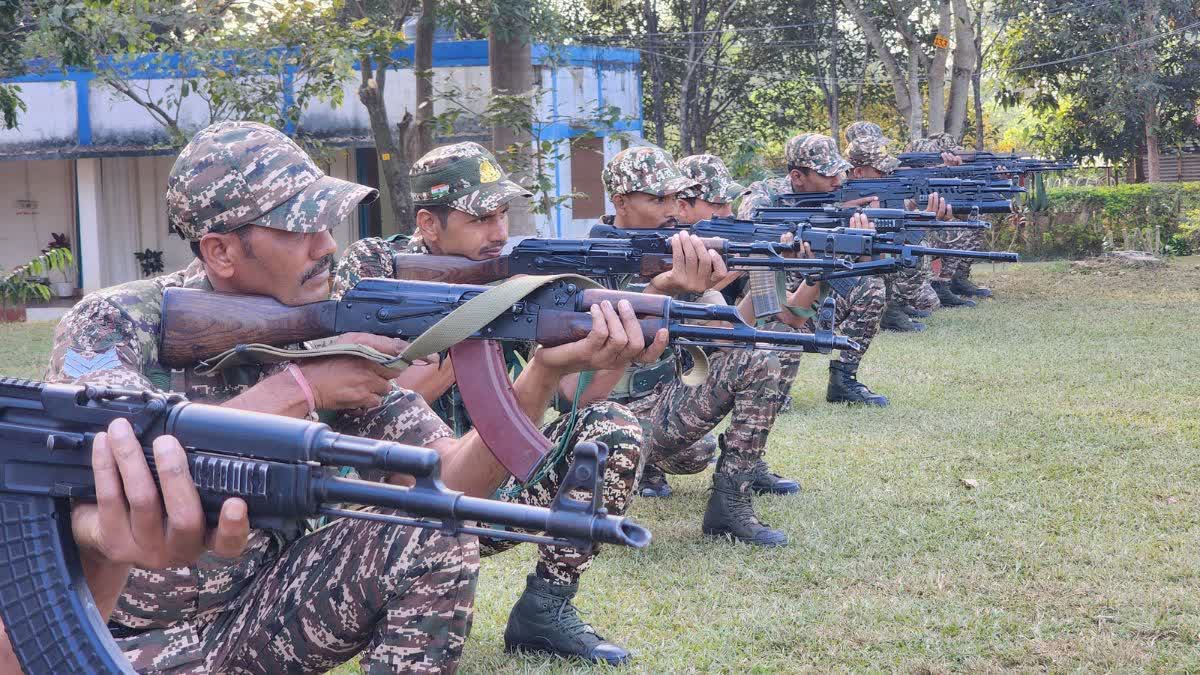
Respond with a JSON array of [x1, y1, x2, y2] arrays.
[[504, 574, 630, 665], [638, 463, 672, 498], [826, 361, 889, 407], [902, 304, 932, 319], [951, 275, 993, 298], [931, 280, 976, 308], [880, 303, 925, 332], [702, 462, 789, 547], [749, 458, 801, 495]]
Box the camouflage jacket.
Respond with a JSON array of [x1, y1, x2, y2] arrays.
[[46, 258, 451, 635], [736, 175, 794, 220]]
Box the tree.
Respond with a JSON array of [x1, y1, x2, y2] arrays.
[[998, 0, 1200, 178]]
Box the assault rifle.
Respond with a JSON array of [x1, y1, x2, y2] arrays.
[[0, 378, 649, 675], [386, 235, 853, 287], [741, 205, 991, 234], [776, 176, 1020, 214], [897, 151, 1076, 173]]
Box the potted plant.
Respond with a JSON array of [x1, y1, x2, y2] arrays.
[[44, 232, 76, 298], [0, 247, 73, 322], [134, 248, 165, 278]]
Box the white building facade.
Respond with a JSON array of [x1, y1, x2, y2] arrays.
[[0, 41, 643, 294]]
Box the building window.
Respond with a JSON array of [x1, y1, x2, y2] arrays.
[[570, 136, 606, 220]]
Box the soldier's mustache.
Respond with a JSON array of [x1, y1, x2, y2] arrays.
[[302, 255, 334, 284]]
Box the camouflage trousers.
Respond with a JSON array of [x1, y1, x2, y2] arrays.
[[114, 393, 481, 675], [826, 275, 886, 365], [885, 262, 940, 313], [625, 348, 788, 476], [479, 401, 642, 586], [929, 228, 987, 280]]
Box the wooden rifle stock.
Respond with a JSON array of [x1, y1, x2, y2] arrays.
[[160, 288, 337, 368], [391, 253, 511, 284]]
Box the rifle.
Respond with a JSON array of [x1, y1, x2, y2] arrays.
[[776, 176, 1020, 214], [742, 205, 991, 234], [387, 235, 852, 287], [896, 151, 1076, 173], [0, 378, 649, 675]]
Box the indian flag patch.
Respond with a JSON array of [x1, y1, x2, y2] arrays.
[[430, 183, 450, 199]]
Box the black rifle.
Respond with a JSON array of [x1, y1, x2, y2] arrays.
[[741, 205, 990, 235], [896, 151, 1076, 173], [0, 378, 649, 674], [776, 176, 1020, 214]]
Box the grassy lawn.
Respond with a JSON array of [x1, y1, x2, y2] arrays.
[[4, 260, 1198, 672]]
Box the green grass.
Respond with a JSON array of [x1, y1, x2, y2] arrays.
[[6, 260, 1199, 672]]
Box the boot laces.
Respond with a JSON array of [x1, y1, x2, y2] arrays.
[[724, 482, 763, 526], [551, 596, 596, 638]]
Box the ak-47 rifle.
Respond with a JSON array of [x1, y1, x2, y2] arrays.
[[740, 205, 990, 235], [776, 176, 1020, 214], [0, 378, 649, 675], [385, 235, 852, 287]]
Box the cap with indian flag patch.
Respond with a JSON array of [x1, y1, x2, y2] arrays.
[[410, 141, 531, 217]]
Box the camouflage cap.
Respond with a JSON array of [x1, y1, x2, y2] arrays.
[[602, 145, 698, 197], [166, 121, 376, 242], [785, 133, 853, 177], [844, 121, 891, 145], [676, 154, 745, 204], [907, 132, 965, 154], [410, 142, 531, 218], [845, 137, 900, 173]]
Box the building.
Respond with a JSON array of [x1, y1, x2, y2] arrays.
[[0, 40, 643, 297]]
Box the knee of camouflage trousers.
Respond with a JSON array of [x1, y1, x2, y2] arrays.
[[116, 516, 480, 675], [480, 401, 642, 586], [835, 275, 886, 366], [716, 347, 788, 474]]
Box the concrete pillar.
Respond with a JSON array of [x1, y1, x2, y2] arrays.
[[76, 158, 103, 292]]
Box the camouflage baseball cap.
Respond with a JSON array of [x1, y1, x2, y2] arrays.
[[907, 132, 964, 153], [676, 154, 745, 204], [602, 145, 698, 197], [785, 133, 853, 177], [844, 121, 891, 145], [845, 137, 900, 173], [410, 142, 531, 218], [166, 121, 376, 242]]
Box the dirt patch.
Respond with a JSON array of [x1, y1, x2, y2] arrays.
[[1070, 251, 1166, 274]]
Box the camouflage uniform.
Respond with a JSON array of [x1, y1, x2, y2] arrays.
[[907, 133, 986, 281], [46, 121, 480, 674], [333, 234, 643, 586], [603, 147, 788, 477], [844, 134, 940, 313], [738, 134, 885, 366]]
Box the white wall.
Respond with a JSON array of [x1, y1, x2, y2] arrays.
[[0, 159, 76, 276], [0, 82, 77, 149]]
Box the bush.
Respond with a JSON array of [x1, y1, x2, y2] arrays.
[[996, 182, 1200, 259]]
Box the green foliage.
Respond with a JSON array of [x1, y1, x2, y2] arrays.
[[0, 247, 73, 309]]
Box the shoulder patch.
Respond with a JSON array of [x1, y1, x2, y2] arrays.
[[62, 347, 121, 379]]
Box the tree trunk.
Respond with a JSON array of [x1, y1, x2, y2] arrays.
[[826, 0, 841, 145], [359, 59, 415, 234], [842, 0, 913, 132], [488, 0, 536, 235], [1144, 100, 1161, 182], [644, 0, 665, 147], [971, 7, 985, 150], [853, 59, 868, 121], [1139, 0, 1161, 183], [926, 0, 952, 136], [945, 0, 974, 138], [414, 0, 436, 158], [905, 49, 922, 138]]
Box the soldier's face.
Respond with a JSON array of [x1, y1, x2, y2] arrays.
[[423, 205, 510, 260], [676, 197, 733, 225], [226, 226, 338, 305], [789, 168, 843, 193], [852, 166, 886, 179], [614, 191, 680, 229]]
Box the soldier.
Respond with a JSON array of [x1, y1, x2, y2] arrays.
[[906, 133, 991, 306], [739, 133, 890, 407], [602, 144, 800, 548], [0, 420, 250, 672], [45, 121, 657, 674], [333, 141, 666, 666], [843, 128, 941, 331]]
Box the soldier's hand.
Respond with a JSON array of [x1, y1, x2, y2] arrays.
[[335, 332, 410, 357], [649, 232, 727, 295], [848, 212, 875, 231], [72, 418, 250, 571], [535, 300, 669, 372], [941, 152, 963, 167], [300, 357, 405, 411], [779, 232, 814, 260], [842, 195, 880, 209], [925, 192, 955, 221]]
